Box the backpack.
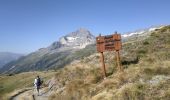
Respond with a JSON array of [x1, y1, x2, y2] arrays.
[[37, 78, 42, 86]]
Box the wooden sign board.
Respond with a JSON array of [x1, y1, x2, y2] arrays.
[[96, 33, 123, 78], [96, 34, 122, 52]]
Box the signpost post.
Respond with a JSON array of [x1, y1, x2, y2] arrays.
[[96, 32, 123, 78], [116, 50, 123, 72], [100, 52, 107, 78]]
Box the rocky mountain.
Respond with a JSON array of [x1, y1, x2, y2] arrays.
[[58, 28, 95, 49], [0, 52, 23, 69], [0, 28, 96, 74], [36, 28, 95, 53]]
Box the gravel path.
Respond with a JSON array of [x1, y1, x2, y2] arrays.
[[11, 87, 51, 100]]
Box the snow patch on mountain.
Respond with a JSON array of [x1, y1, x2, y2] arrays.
[[66, 37, 79, 42], [122, 31, 145, 38], [121, 26, 163, 38]]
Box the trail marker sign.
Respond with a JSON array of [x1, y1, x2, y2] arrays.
[[96, 32, 123, 78], [96, 33, 122, 52]]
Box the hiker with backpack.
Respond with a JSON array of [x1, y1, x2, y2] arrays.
[[34, 75, 42, 95]]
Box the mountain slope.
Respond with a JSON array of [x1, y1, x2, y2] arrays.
[[0, 29, 96, 74]]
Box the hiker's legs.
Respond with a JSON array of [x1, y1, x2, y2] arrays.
[[37, 88, 39, 94], [37, 86, 40, 95]]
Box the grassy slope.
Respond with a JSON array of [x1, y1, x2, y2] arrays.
[[48, 26, 170, 100]]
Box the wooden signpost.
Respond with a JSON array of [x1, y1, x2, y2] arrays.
[[96, 32, 123, 78]]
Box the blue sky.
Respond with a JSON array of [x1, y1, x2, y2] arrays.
[[0, 0, 170, 54]]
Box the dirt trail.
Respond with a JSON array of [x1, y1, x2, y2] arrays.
[[11, 87, 51, 100]]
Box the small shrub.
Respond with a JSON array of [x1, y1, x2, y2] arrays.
[[143, 41, 149, 45]]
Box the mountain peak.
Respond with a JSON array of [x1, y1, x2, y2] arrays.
[[60, 28, 95, 49], [48, 28, 95, 51], [67, 28, 92, 37]]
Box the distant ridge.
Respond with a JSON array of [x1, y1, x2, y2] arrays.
[[0, 52, 23, 69]]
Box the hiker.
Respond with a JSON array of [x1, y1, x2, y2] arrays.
[[34, 75, 42, 95]]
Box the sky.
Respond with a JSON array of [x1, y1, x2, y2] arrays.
[[0, 0, 170, 54]]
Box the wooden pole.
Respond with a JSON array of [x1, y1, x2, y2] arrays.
[[116, 50, 123, 72], [100, 52, 107, 78]]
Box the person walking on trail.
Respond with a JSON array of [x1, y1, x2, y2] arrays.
[[34, 75, 42, 95]]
